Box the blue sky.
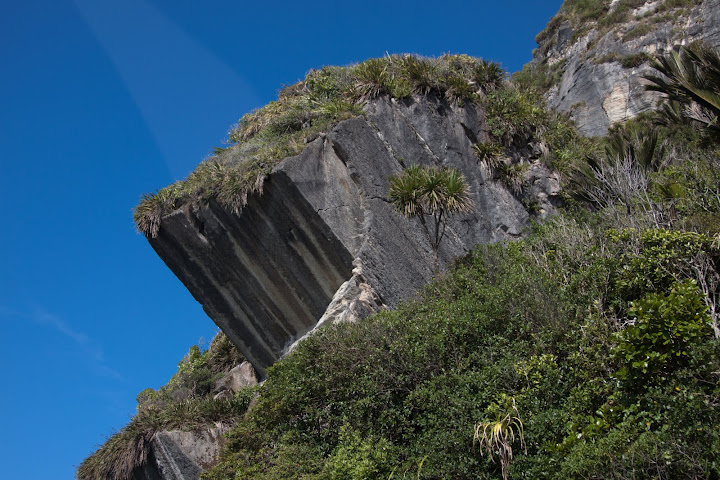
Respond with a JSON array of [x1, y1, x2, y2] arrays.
[[0, 0, 563, 477]]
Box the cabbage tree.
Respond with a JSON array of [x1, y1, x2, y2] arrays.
[[388, 165, 473, 271]]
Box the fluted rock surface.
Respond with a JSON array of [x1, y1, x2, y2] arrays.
[[150, 94, 560, 377], [132, 427, 229, 480], [531, 0, 720, 136]]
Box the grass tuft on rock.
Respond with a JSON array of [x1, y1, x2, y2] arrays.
[[77, 332, 254, 480], [133, 54, 506, 237]]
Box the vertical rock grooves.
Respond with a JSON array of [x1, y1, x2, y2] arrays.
[[149, 174, 354, 377], [148, 94, 561, 376]]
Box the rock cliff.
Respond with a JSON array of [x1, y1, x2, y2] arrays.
[[528, 0, 720, 136], [149, 93, 559, 377]]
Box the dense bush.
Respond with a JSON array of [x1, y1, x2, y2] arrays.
[[202, 212, 720, 479]]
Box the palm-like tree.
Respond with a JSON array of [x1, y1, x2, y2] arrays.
[[644, 42, 720, 140], [474, 396, 526, 480], [388, 165, 473, 271]]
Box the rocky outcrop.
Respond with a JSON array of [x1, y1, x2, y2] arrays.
[[531, 0, 720, 136], [213, 361, 258, 400], [149, 94, 560, 377], [132, 427, 230, 480]]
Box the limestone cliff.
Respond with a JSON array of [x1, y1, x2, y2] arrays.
[[148, 93, 559, 377], [527, 0, 720, 136]]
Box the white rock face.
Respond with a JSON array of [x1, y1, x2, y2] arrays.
[[602, 81, 630, 125], [532, 0, 720, 136], [213, 361, 258, 397]]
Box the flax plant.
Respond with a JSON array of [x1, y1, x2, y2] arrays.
[[474, 396, 526, 480]]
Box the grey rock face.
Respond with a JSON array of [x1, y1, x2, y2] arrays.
[[133, 427, 229, 480], [213, 361, 258, 397], [533, 0, 720, 136], [150, 94, 560, 377]]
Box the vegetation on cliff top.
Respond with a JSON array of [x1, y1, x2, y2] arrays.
[[133, 54, 504, 237], [535, 0, 697, 45], [517, 0, 698, 95]]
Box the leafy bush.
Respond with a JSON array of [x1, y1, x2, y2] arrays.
[[613, 280, 711, 385], [621, 52, 653, 68], [483, 87, 550, 145], [200, 209, 720, 479], [623, 23, 653, 42], [609, 228, 719, 304], [561, 0, 611, 22]]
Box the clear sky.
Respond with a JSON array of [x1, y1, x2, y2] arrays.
[[0, 0, 563, 478]]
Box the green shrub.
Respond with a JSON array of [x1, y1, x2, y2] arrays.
[[561, 0, 611, 22], [594, 52, 622, 65], [511, 60, 566, 94], [621, 52, 653, 68], [483, 87, 550, 145], [613, 280, 711, 385], [623, 23, 653, 42], [609, 228, 719, 304], [396, 55, 441, 95], [535, 13, 567, 46], [320, 425, 396, 480], [353, 57, 391, 99]]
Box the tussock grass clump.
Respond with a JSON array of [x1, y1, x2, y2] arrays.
[[78, 332, 254, 480], [134, 54, 506, 237], [77, 393, 256, 480], [475, 84, 590, 191], [353, 53, 504, 102]]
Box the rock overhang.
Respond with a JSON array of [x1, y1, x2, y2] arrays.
[[149, 94, 560, 377]]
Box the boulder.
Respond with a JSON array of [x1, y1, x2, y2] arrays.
[[213, 361, 258, 395]]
